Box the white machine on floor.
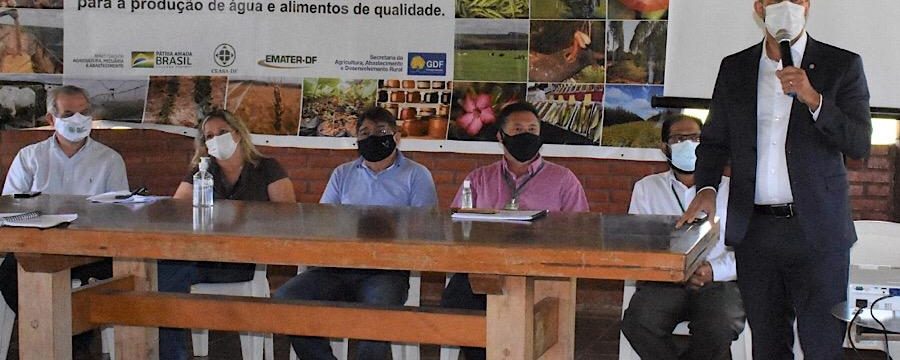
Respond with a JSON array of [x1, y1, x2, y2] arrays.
[[848, 266, 900, 311]]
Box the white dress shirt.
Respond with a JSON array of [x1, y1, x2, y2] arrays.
[[2, 136, 129, 196], [755, 32, 821, 205], [629, 171, 736, 281]]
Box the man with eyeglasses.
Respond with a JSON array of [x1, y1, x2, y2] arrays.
[[1, 85, 129, 358], [439, 102, 588, 360], [274, 106, 437, 360], [622, 115, 745, 360], [678, 0, 872, 358]]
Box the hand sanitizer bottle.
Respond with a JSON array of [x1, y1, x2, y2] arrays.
[[193, 157, 214, 208]]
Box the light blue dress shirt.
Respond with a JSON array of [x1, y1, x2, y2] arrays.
[[320, 152, 437, 208]]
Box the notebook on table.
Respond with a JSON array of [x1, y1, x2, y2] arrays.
[[450, 208, 548, 222], [0, 211, 78, 229]]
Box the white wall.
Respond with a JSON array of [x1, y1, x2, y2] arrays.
[[665, 0, 900, 110]]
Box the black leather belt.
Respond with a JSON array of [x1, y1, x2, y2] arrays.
[[754, 203, 795, 218]]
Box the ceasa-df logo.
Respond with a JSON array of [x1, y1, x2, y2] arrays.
[[407, 53, 446, 76]]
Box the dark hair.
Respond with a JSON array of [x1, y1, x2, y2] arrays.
[[497, 102, 540, 130], [356, 107, 398, 132], [660, 115, 704, 143]]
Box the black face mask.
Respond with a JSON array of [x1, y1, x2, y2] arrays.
[[501, 131, 543, 163], [358, 134, 397, 162]]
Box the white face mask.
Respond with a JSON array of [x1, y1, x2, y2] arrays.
[[53, 113, 92, 142], [764, 1, 807, 41], [205, 133, 238, 161], [669, 140, 700, 173]]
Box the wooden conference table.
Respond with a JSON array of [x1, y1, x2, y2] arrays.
[[0, 195, 716, 360]]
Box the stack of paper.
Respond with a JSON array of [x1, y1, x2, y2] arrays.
[[87, 191, 166, 204]]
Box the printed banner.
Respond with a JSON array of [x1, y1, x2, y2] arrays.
[[0, 0, 675, 161], [64, 0, 455, 79]]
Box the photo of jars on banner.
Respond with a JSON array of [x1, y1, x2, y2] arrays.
[[377, 79, 452, 140]]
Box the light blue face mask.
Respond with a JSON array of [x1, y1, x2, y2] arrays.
[[669, 140, 699, 173]]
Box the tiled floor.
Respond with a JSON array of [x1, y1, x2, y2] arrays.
[[4, 267, 893, 359]]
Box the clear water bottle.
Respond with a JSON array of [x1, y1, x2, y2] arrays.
[[193, 157, 214, 208], [461, 179, 473, 209]]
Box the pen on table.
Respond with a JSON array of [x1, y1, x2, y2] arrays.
[[450, 208, 498, 214], [13, 192, 41, 199]]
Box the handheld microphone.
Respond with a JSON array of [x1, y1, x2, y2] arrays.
[[776, 30, 796, 97]]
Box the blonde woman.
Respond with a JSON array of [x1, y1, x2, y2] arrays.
[[159, 109, 294, 359]]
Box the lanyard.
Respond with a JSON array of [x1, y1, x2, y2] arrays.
[[502, 163, 546, 208], [670, 183, 686, 214]]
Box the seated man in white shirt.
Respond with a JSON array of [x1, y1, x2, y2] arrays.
[[622, 115, 745, 360], [0, 85, 128, 358]]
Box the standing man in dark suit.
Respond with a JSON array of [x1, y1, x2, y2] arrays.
[[678, 0, 871, 359]]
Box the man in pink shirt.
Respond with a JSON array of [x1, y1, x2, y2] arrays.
[[440, 102, 589, 360]]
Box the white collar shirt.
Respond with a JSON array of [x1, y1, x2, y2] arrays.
[[2, 136, 129, 196], [629, 171, 736, 281]]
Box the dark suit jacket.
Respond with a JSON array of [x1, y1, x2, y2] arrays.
[[696, 36, 872, 251]]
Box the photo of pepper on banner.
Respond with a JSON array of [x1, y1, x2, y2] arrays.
[[529, 20, 606, 83], [142, 76, 226, 128], [225, 77, 301, 136], [300, 78, 376, 138], [607, 0, 668, 20]]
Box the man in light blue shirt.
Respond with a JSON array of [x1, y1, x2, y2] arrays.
[[275, 107, 436, 360]]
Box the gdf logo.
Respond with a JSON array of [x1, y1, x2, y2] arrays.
[[214, 44, 236, 67]]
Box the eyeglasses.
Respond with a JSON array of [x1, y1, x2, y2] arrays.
[[202, 128, 233, 141], [57, 108, 93, 117], [358, 127, 394, 140], [667, 133, 701, 144]]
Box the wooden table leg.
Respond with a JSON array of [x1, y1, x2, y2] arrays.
[[534, 278, 576, 359], [484, 276, 576, 360], [112, 259, 159, 360], [486, 276, 535, 359], [17, 261, 72, 360], [19, 264, 72, 360]]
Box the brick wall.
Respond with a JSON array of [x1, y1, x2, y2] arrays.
[[1, 129, 896, 221]]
